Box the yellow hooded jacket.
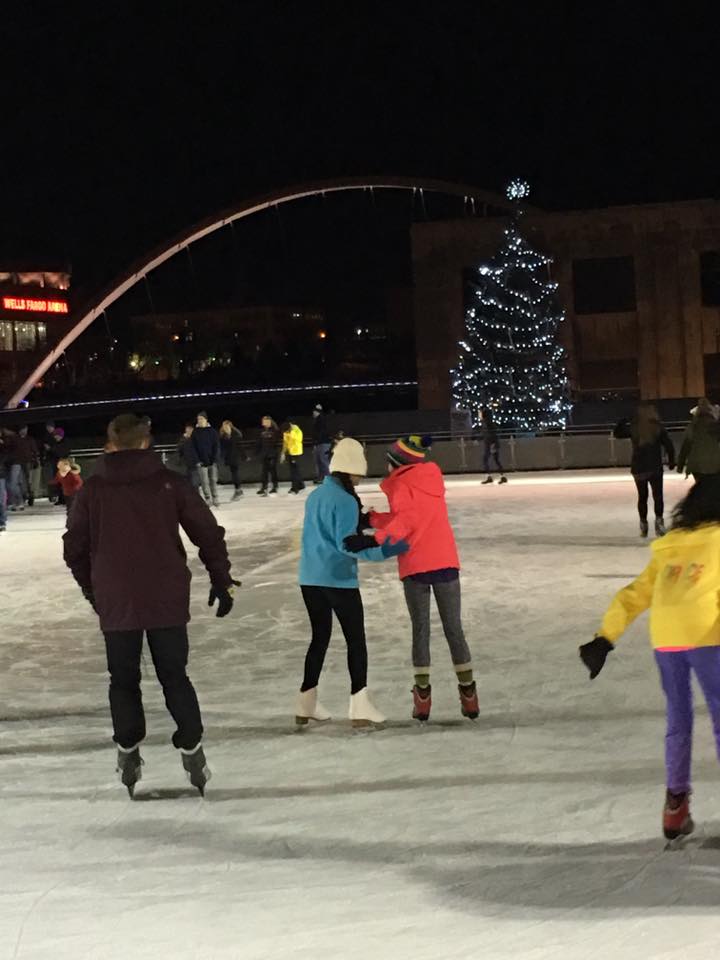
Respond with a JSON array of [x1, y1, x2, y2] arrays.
[[601, 525, 720, 649], [283, 424, 303, 457]]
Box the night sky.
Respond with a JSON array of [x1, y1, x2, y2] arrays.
[[4, 1, 719, 302]]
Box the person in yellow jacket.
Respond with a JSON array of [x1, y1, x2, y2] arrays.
[[281, 421, 305, 495], [580, 478, 720, 841]]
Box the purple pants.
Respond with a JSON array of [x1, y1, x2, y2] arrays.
[[655, 647, 720, 792]]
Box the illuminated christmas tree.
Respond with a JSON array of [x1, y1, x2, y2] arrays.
[[452, 180, 570, 431]]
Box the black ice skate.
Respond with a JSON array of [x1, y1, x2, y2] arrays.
[[482, 476, 494, 485], [498, 476, 508, 484], [640, 520, 649, 538], [655, 517, 666, 537], [182, 744, 211, 796], [116, 746, 143, 798]]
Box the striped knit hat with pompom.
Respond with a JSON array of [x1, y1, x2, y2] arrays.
[[387, 435, 433, 467]]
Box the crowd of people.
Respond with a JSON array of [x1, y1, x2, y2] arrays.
[[176, 404, 341, 504], [0, 404, 344, 529], [6, 398, 720, 840], [0, 421, 75, 531]]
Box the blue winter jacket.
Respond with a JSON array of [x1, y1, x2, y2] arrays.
[[299, 476, 406, 588]]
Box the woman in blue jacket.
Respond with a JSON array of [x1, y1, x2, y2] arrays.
[[296, 438, 406, 729]]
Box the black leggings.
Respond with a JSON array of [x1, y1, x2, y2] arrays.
[[261, 456, 278, 491], [633, 473, 664, 521], [103, 626, 203, 751], [300, 586, 367, 694], [484, 440, 504, 474]]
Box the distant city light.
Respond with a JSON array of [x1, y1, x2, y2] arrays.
[[318, 330, 327, 339], [171, 334, 180, 342]]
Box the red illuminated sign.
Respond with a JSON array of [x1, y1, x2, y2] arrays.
[[2, 296, 68, 314]]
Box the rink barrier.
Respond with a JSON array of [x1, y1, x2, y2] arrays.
[[61, 427, 687, 487]]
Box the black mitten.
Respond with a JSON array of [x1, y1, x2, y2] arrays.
[[579, 636, 613, 679], [343, 533, 378, 553], [208, 578, 241, 618]]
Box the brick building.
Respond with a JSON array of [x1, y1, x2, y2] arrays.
[[412, 199, 720, 410]]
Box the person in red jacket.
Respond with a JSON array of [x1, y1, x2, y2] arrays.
[[55, 458, 83, 519], [63, 413, 238, 796], [365, 436, 477, 722]]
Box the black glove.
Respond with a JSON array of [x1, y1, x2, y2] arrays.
[[579, 636, 613, 679], [82, 588, 98, 614], [343, 533, 378, 553], [208, 578, 241, 618]]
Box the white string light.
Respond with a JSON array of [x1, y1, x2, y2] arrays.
[[451, 181, 570, 432]]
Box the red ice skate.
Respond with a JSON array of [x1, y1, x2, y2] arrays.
[[458, 681, 479, 720], [412, 685, 432, 722], [663, 790, 694, 840]]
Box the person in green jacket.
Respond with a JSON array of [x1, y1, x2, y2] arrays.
[[677, 399, 720, 481]]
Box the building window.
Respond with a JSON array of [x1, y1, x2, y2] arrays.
[[14, 321, 38, 351], [0, 321, 13, 351], [572, 256, 636, 314], [37, 322, 47, 346], [700, 252, 720, 307]]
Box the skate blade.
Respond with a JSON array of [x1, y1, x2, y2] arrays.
[[351, 719, 386, 731], [295, 715, 331, 727]]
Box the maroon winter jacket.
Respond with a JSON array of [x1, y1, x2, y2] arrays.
[[63, 449, 233, 631]]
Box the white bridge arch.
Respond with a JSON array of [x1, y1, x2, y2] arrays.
[[6, 176, 526, 408]]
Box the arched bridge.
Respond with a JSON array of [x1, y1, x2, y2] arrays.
[[5, 176, 529, 408]]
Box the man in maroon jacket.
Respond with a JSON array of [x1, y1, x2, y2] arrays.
[[63, 413, 238, 796]]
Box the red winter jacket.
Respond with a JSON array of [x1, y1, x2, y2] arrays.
[[370, 462, 460, 579], [55, 469, 83, 497], [63, 450, 233, 631]]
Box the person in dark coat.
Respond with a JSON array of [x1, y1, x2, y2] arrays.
[[311, 403, 331, 484], [614, 402, 676, 537], [191, 411, 220, 508], [219, 419, 245, 500], [63, 413, 238, 793], [12, 426, 40, 506], [677, 398, 720, 483], [177, 424, 201, 490], [257, 415, 281, 496], [480, 407, 507, 484], [0, 432, 9, 531]]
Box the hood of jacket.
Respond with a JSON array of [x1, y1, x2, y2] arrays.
[[91, 449, 166, 484], [381, 461, 444, 498]]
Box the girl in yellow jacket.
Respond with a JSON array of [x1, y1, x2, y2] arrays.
[[281, 422, 305, 495], [581, 478, 720, 841]]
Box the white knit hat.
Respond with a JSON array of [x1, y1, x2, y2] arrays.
[[329, 437, 367, 476]]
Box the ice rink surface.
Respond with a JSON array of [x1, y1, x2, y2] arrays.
[[2, 470, 720, 960]]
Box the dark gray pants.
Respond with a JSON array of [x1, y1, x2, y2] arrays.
[[402, 578, 472, 673]]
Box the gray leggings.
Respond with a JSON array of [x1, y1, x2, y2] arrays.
[[402, 578, 472, 673]]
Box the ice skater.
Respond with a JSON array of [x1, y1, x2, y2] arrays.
[[613, 403, 675, 537], [219, 419, 245, 500], [54, 458, 83, 522], [257, 415, 281, 496], [479, 407, 507, 484], [677, 398, 720, 483], [352, 435, 478, 722], [580, 476, 720, 840], [192, 411, 221, 507], [295, 437, 407, 729], [63, 413, 239, 796], [280, 419, 305, 494]]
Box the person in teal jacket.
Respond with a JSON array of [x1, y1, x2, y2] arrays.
[[295, 437, 407, 729]]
